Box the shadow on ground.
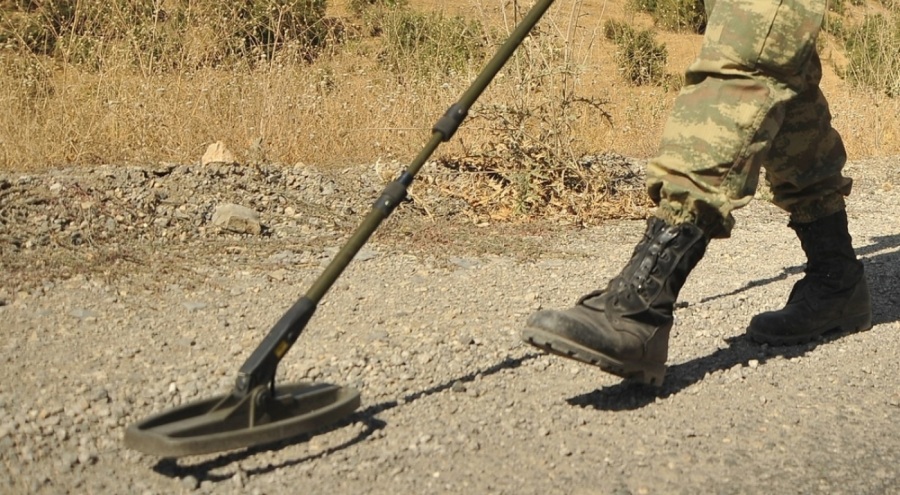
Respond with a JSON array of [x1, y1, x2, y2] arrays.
[[859, 233, 900, 325], [152, 353, 539, 484]]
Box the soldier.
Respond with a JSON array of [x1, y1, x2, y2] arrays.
[[521, 0, 872, 385]]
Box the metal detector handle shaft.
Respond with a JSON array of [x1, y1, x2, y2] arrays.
[[233, 175, 415, 395], [233, 0, 557, 397], [235, 297, 316, 395]]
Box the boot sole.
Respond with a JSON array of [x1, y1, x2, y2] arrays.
[[521, 327, 666, 386], [748, 311, 873, 346]]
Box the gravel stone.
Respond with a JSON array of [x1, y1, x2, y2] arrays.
[[181, 475, 199, 490]]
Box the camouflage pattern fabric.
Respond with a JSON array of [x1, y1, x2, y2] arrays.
[[646, 0, 853, 238]]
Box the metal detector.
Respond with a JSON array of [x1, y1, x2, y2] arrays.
[[125, 0, 557, 457]]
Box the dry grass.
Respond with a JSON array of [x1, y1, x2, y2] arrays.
[[0, 45, 462, 168], [1, 0, 898, 183]]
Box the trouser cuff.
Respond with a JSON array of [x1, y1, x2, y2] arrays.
[[654, 201, 728, 239], [788, 193, 847, 224]]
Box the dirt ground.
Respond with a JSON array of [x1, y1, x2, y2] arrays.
[[1, 2, 899, 493], [0, 153, 898, 494]]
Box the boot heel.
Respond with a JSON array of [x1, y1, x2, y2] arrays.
[[838, 312, 873, 333], [626, 364, 666, 387]]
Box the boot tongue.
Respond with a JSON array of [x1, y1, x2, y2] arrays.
[[578, 219, 706, 318], [633, 227, 677, 282], [580, 225, 680, 314]]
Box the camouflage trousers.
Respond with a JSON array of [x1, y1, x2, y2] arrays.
[[647, 0, 853, 238]]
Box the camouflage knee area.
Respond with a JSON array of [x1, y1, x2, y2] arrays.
[[646, 0, 832, 237]]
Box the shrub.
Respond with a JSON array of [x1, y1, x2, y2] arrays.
[[426, 19, 649, 224], [603, 19, 671, 87], [237, 0, 329, 61], [374, 7, 485, 78], [0, 1, 155, 56], [630, 0, 706, 33], [0, 0, 330, 71], [823, 11, 847, 38]]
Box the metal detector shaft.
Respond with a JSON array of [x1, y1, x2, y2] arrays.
[[234, 0, 557, 397]]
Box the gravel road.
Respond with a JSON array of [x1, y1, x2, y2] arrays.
[[1, 157, 898, 494]]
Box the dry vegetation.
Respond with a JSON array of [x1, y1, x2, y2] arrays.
[[0, 0, 898, 223]]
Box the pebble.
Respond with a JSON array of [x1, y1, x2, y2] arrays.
[[181, 475, 199, 490], [77, 450, 97, 466], [60, 452, 78, 470], [69, 308, 98, 319], [183, 301, 208, 312]]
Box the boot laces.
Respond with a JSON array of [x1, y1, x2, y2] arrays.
[[579, 225, 680, 307], [634, 227, 678, 291]]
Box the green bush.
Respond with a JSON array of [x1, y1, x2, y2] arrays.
[[0, 0, 329, 70], [603, 19, 670, 86], [630, 0, 706, 33], [823, 12, 846, 38], [0, 0, 156, 56], [375, 7, 484, 78]]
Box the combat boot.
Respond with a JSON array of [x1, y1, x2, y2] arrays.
[[522, 217, 708, 385], [748, 209, 871, 345]]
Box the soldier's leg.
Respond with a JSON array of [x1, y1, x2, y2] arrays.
[[523, 0, 830, 383], [647, 0, 829, 238], [747, 52, 872, 344], [762, 52, 851, 221]]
